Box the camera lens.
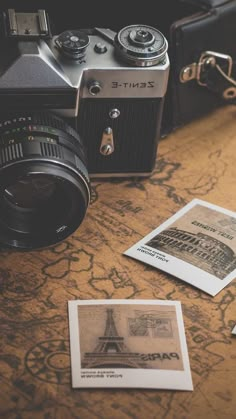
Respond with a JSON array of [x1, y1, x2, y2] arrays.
[[0, 113, 90, 249], [4, 175, 57, 209]]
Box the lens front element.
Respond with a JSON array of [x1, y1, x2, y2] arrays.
[[4, 175, 57, 209]]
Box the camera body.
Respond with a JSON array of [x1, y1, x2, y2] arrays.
[[0, 9, 169, 249], [0, 9, 169, 176]]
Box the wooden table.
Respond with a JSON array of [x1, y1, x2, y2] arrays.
[[0, 105, 235, 419]]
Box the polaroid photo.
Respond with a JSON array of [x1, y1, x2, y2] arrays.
[[68, 299, 193, 390], [232, 325, 236, 335], [124, 199, 236, 296]]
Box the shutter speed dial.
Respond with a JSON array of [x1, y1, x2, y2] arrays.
[[114, 24, 168, 67], [55, 30, 90, 59]]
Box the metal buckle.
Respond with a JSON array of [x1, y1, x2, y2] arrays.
[[180, 51, 233, 84], [180, 51, 236, 99]]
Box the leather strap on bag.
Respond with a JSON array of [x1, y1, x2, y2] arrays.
[[179, 51, 236, 102]]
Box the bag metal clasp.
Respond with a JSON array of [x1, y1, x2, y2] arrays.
[[180, 51, 236, 99]]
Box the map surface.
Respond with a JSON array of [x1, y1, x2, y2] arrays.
[[0, 107, 235, 418]]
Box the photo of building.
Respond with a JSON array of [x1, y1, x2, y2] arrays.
[[146, 227, 236, 279]]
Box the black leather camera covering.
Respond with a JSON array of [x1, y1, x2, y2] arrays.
[[2, 0, 236, 135]]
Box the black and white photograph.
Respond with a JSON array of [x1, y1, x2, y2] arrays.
[[124, 199, 236, 296]]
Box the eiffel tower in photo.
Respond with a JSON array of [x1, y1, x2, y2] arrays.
[[81, 308, 146, 368]]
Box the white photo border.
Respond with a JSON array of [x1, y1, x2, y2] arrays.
[[68, 299, 193, 390]]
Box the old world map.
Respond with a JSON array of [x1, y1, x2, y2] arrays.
[[0, 107, 235, 418]]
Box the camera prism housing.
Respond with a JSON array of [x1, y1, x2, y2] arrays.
[[0, 9, 169, 249]]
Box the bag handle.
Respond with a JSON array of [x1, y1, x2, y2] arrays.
[[179, 51, 236, 101]]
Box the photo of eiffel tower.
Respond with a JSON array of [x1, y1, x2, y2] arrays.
[[81, 308, 147, 369]]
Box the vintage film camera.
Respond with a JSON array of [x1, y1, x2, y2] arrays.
[[0, 9, 169, 250]]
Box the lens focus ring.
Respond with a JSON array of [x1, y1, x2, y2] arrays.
[[0, 112, 90, 250], [0, 143, 24, 164]]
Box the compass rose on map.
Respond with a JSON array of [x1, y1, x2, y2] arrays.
[[25, 339, 70, 384]]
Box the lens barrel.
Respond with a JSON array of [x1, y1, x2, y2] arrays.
[[0, 112, 90, 249]]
